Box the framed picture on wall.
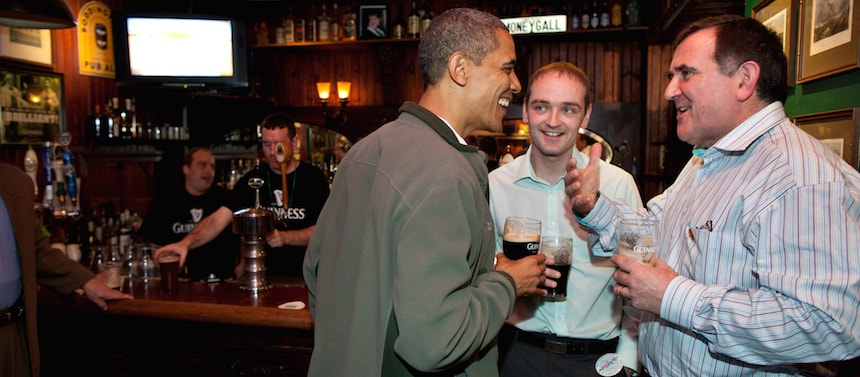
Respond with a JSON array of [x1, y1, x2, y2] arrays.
[[0, 68, 64, 145], [796, 0, 859, 83], [752, 0, 797, 86], [359, 5, 388, 39], [0, 27, 52, 66], [793, 108, 860, 169]]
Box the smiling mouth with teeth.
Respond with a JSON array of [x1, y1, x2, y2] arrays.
[[498, 98, 510, 108]]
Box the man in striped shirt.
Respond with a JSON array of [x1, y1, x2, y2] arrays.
[[565, 15, 860, 376]]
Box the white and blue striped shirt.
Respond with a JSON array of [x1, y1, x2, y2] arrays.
[[583, 102, 860, 376]]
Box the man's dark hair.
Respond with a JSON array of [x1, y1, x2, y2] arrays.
[[260, 112, 297, 138], [674, 14, 788, 104], [417, 8, 508, 88], [183, 146, 212, 167]]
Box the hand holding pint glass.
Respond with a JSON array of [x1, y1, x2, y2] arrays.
[[502, 217, 541, 260], [617, 219, 657, 317], [539, 236, 572, 301]]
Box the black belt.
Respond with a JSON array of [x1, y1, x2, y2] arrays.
[[514, 329, 618, 355], [0, 297, 23, 327]]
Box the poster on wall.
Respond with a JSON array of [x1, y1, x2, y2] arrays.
[[0, 69, 64, 145], [78, 1, 115, 78], [0, 27, 52, 66]]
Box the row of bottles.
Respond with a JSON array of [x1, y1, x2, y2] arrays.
[[257, 0, 640, 46], [257, 1, 435, 45], [85, 97, 189, 144], [569, 0, 640, 30]]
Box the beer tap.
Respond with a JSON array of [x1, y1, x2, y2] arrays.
[[60, 132, 79, 215], [41, 141, 54, 209], [24, 146, 38, 197]]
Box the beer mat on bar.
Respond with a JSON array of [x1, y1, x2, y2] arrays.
[[278, 301, 306, 310]]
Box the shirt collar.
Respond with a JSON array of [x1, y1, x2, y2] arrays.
[[439, 116, 467, 145], [510, 146, 589, 186], [709, 102, 786, 154]]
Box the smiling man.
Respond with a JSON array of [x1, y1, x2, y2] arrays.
[[564, 15, 860, 376], [304, 8, 551, 376], [490, 62, 642, 377], [140, 147, 239, 281]]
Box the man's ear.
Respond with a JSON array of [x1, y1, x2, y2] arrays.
[[448, 52, 468, 87], [735, 60, 760, 102]]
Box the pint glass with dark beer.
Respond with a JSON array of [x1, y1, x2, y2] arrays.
[[502, 217, 541, 260]]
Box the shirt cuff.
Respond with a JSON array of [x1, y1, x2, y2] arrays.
[[661, 275, 708, 329]]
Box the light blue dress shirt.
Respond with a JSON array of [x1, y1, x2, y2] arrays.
[[489, 145, 643, 370]]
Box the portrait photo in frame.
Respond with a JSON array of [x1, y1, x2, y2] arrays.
[[0, 27, 52, 66], [796, 0, 859, 83], [0, 68, 64, 145], [359, 5, 388, 39], [793, 108, 860, 169], [752, 0, 796, 85]]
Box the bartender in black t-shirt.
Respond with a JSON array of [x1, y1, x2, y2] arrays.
[[153, 113, 330, 278]]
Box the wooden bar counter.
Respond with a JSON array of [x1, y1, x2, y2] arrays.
[[37, 277, 314, 377]]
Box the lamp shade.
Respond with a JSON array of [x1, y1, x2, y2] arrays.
[[316, 82, 331, 100], [336, 81, 351, 100], [0, 0, 76, 29]]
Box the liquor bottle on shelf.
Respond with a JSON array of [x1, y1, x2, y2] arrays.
[[86, 104, 101, 142], [580, 1, 591, 30], [570, 1, 580, 30], [329, 3, 341, 41], [599, 0, 611, 28], [590, 0, 600, 29], [407, 1, 420, 39], [626, 0, 640, 26], [306, 5, 317, 43], [99, 101, 114, 140], [283, 6, 295, 43], [420, 1, 432, 37], [391, 3, 405, 39], [610, 0, 623, 27], [295, 15, 305, 42], [318, 4, 330, 41], [341, 3, 356, 41]]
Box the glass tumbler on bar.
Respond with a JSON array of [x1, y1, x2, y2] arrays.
[[502, 217, 541, 260]]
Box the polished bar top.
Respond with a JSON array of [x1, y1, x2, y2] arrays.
[[38, 276, 314, 330]]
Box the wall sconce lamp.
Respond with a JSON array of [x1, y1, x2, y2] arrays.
[[0, 0, 76, 29], [317, 81, 350, 127]]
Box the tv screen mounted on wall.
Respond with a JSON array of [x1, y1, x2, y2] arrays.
[[112, 13, 248, 90]]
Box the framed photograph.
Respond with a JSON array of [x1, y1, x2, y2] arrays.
[[796, 0, 859, 83], [359, 5, 388, 39], [793, 108, 860, 169], [752, 0, 797, 85], [0, 68, 64, 145], [0, 27, 52, 66]]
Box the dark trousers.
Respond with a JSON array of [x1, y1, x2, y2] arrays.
[[0, 319, 31, 377], [498, 325, 626, 377]]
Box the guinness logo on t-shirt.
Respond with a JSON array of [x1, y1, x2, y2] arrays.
[[191, 208, 203, 223]]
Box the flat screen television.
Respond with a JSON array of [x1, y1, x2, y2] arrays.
[[112, 13, 248, 89]]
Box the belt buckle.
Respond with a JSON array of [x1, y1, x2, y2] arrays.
[[544, 339, 567, 354]]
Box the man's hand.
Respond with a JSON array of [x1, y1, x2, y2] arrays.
[[82, 277, 133, 310], [611, 253, 677, 315], [153, 242, 189, 267], [494, 253, 551, 296], [564, 142, 603, 216]]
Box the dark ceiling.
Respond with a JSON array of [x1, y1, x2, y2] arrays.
[[651, 0, 747, 44]]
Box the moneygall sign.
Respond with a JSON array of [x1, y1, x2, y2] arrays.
[[501, 15, 567, 35]]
